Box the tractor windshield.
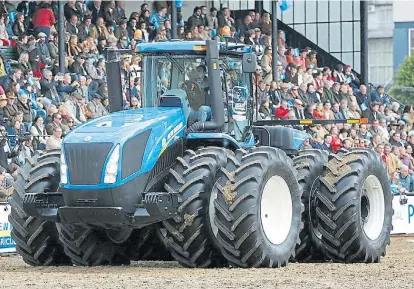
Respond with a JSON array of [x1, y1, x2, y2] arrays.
[[141, 53, 251, 123]]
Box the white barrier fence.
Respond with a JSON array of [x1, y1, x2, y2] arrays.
[[0, 196, 412, 255], [391, 196, 414, 235]]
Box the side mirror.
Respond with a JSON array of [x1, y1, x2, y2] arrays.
[[242, 53, 257, 73]]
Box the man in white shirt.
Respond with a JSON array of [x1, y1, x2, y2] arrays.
[[46, 127, 63, 150]]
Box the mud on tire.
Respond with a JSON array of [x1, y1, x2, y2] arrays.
[[293, 149, 328, 262], [213, 147, 304, 268], [8, 150, 70, 266], [157, 147, 232, 268], [317, 150, 393, 262]]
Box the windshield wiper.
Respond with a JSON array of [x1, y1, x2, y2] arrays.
[[162, 53, 185, 74]]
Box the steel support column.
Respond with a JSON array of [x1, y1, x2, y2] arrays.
[[171, 1, 177, 39], [272, 0, 278, 82], [360, 0, 369, 85], [58, 1, 65, 73]]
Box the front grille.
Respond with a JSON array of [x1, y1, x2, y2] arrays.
[[147, 138, 183, 183], [65, 142, 113, 185]]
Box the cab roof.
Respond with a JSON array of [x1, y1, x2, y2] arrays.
[[135, 40, 251, 54]]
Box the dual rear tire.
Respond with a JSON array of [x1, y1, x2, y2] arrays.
[[317, 149, 393, 263]]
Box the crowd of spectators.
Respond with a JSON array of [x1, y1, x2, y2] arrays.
[[0, 1, 410, 197]]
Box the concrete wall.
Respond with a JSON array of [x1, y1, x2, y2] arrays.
[[393, 1, 414, 23]]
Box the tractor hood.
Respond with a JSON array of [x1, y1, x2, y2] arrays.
[[64, 107, 186, 144], [61, 107, 187, 189]]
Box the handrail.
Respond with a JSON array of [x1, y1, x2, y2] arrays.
[[254, 118, 369, 126]]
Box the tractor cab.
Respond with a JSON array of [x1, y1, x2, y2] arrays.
[[135, 41, 256, 146]]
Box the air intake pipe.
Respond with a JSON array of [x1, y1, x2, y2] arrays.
[[105, 47, 124, 113], [187, 40, 225, 133]]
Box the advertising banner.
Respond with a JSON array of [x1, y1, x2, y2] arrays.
[[391, 196, 414, 235], [0, 203, 16, 253]]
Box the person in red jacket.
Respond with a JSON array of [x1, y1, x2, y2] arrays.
[[32, 2, 56, 42], [275, 100, 290, 119], [330, 126, 342, 153]]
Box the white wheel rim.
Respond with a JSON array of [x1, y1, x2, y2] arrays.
[[361, 175, 385, 240], [209, 186, 218, 237], [260, 175, 293, 245]]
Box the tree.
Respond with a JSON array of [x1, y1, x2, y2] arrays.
[[390, 53, 414, 104]]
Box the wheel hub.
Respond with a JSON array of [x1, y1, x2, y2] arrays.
[[361, 175, 385, 240], [260, 175, 293, 245]]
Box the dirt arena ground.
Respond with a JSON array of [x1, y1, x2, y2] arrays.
[[0, 237, 413, 289]]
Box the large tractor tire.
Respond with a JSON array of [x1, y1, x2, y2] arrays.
[[317, 149, 393, 263], [126, 225, 172, 261], [213, 147, 304, 268], [293, 149, 328, 262], [157, 147, 232, 268], [56, 224, 130, 266], [8, 150, 70, 266]]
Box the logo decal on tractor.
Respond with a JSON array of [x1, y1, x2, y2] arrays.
[[84, 136, 92, 142]]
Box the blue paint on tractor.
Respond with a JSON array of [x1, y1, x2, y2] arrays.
[[293, 130, 311, 150], [60, 107, 186, 190], [136, 40, 251, 54]]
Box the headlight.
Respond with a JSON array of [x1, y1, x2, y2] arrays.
[[60, 152, 68, 184], [104, 144, 120, 184]]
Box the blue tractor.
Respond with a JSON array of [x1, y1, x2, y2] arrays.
[[9, 40, 393, 267]]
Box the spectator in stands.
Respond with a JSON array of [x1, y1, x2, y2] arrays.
[[275, 100, 289, 119], [305, 51, 317, 68], [32, 2, 55, 42], [115, 19, 128, 40], [363, 101, 380, 122], [207, 8, 218, 31], [16, 93, 32, 124], [277, 45, 287, 70], [3, 91, 18, 120], [46, 125, 62, 150], [78, 15, 97, 42], [57, 73, 78, 100], [65, 92, 86, 125], [2, 68, 21, 93], [260, 46, 272, 84], [90, 1, 104, 24], [259, 13, 271, 36], [36, 31, 54, 65], [87, 94, 107, 118], [187, 7, 204, 31], [40, 69, 60, 107], [64, 0, 84, 22], [45, 112, 62, 134], [399, 165, 412, 192], [370, 85, 391, 106], [12, 12, 25, 38], [67, 14, 80, 36], [284, 64, 298, 86], [218, 7, 235, 28], [30, 115, 47, 150], [288, 99, 305, 120], [322, 101, 334, 120], [390, 131, 403, 147], [16, 52, 31, 74], [103, 1, 118, 26], [321, 134, 332, 152]]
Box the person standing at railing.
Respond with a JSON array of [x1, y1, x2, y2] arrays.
[[0, 166, 12, 202]]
